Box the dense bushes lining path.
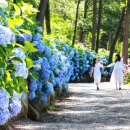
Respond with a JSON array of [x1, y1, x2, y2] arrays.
[[8, 83, 130, 130]]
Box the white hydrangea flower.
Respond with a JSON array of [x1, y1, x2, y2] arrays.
[[0, 0, 8, 8]]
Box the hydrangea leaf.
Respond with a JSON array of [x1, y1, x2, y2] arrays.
[[0, 62, 6, 69], [6, 63, 14, 71], [25, 56, 34, 69], [18, 29, 31, 35], [14, 16, 24, 26], [11, 57, 23, 63], [6, 71, 12, 81], [24, 41, 38, 53], [13, 42, 24, 50], [24, 16, 34, 24], [6, 18, 15, 29], [30, 72, 39, 80], [13, 4, 21, 15]]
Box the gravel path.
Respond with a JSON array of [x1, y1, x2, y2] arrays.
[[9, 83, 130, 130]]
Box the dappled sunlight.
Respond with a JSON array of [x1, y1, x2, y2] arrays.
[[10, 83, 130, 130]]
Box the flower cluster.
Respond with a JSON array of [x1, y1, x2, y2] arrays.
[[9, 91, 22, 118], [18, 33, 32, 42], [0, 89, 10, 125], [0, 25, 15, 45], [28, 35, 74, 104], [0, 89, 22, 125], [13, 47, 28, 79]]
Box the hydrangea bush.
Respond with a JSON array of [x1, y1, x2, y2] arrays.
[[0, 0, 113, 126]]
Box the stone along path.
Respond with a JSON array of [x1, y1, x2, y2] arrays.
[[9, 83, 130, 130]]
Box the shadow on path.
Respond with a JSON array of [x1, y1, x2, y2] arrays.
[[8, 83, 130, 130]]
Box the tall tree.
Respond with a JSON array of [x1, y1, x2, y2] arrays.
[[109, 7, 125, 63], [72, 0, 81, 47], [91, 0, 97, 50], [45, 0, 51, 34], [95, 0, 102, 53], [79, 0, 88, 43], [36, 0, 48, 28], [123, 0, 130, 64]]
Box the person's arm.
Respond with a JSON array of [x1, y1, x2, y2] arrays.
[[107, 62, 115, 68], [99, 63, 104, 68], [90, 67, 94, 78]]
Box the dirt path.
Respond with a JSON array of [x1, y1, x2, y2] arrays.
[[9, 83, 130, 130]]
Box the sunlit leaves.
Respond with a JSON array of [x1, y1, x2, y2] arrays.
[[6, 18, 15, 29], [14, 16, 24, 26], [18, 29, 31, 35], [13, 4, 21, 15], [25, 56, 34, 69], [24, 41, 38, 53]]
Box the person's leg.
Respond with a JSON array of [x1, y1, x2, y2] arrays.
[[119, 83, 121, 90], [116, 82, 118, 90], [96, 83, 99, 90]]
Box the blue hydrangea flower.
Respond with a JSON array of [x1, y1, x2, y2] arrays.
[[28, 91, 36, 100], [18, 33, 32, 42], [41, 57, 50, 70], [34, 58, 43, 71], [14, 61, 28, 79], [49, 58, 57, 70], [29, 78, 37, 91], [37, 26, 43, 33], [33, 33, 41, 41], [13, 47, 25, 60], [34, 41, 45, 53], [42, 93, 48, 105], [44, 46, 51, 57], [0, 25, 15, 45], [41, 70, 50, 81], [0, 108, 10, 125], [0, 89, 9, 109], [55, 40, 60, 46], [37, 81, 43, 91], [9, 91, 22, 118], [45, 82, 54, 95]]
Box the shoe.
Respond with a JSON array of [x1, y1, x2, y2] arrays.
[[119, 88, 121, 90], [97, 87, 99, 90]]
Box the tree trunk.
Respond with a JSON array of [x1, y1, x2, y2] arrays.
[[108, 32, 112, 51], [79, 31, 86, 43], [72, 0, 81, 47], [123, 1, 130, 64], [45, 0, 51, 34], [36, 0, 48, 28], [79, 0, 88, 43], [91, 0, 97, 50], [109, 7, 125, 63], [95, 0, 102, 53]]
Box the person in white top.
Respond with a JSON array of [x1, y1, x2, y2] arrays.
[[90, 58, 104, 90], [107, 54, 125, 90]]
